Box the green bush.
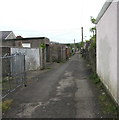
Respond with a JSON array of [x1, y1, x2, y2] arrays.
[[89, 73, 97, 79], [79, 41, 84, 48], [39, 43, 46, 49], [89, 40, 96, 50]]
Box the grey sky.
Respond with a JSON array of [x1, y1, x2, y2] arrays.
[[0, 0, 106, 43]]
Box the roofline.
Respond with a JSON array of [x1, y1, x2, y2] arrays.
[[3, 37, 49, 41], [5, 31, 13, 39], [95, 0, 113, 24]]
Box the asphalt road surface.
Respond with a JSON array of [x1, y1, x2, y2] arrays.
[[3, 53, 103, 118]]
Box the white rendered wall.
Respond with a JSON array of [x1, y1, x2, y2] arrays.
[[96, 2, 118, 103], [117, 1, 119, 104]]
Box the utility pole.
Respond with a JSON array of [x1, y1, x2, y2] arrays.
[[74, 39, 75, 44], [74, 39, 76, 53], [81, 27, 84, 43]]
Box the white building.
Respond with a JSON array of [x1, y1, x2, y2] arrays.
[[96, 0, 119, 104]]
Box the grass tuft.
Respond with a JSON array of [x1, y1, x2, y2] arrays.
[[90, 73, 118, 116], [89, 73, 100, 84], [2, 99, 13, 113]]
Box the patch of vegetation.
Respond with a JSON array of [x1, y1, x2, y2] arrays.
[[46, 67, 51, 70], [89, 73, 100, 84], [99, 94, 106, 101], [58, 61, 65, 64], [79, 41, 84, 48], [99, 93, 118, 115], [39, 43, 46, 49], [90, 41, 96, 50], [90, 73, 118, 116], [2, 99, 13, 113]]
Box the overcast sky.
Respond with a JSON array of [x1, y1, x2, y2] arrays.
[[0, 0, 106, 43]]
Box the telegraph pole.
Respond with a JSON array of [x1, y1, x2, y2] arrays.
[[81, 27, 84, 43], [74, 39, 76, 53], [74, 39, 75, 44]]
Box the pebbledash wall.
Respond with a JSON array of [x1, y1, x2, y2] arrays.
[[96, 1, 118, 104]]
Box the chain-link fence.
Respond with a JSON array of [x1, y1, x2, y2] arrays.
[[1, 54, 26, 98]]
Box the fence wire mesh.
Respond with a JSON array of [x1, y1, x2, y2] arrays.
[[1, 54, 26, 98]]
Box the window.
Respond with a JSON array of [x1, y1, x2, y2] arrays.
[[22, 43, 31, 48]]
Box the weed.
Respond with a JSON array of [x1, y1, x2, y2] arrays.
[[99, 94, 106, 102], [93, 77, 100, 84], [89, 41, 96, 50], [98, 87, 118, 115], [39, 43, 46, 49], [2, 99, 13, 113], [89, 73, 100, 84], [102, 99, 118, 115], [59, 61, 65, 64], [107, 105, 117, 113], [90, 73, 118, 116], [46, 67, 51, 70], [89, 73, 97, 79]]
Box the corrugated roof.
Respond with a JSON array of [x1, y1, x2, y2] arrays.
[[0, 31, 12, 39], [96, 0, 113, 24]]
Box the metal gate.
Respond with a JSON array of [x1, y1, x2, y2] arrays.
[[1, 54, 25, 98]]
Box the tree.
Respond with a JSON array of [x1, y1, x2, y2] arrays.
[[90, 16, 96, 24], [90, 16, 96, 36]]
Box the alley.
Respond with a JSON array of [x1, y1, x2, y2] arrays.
[[3, 53, 103, 118]]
